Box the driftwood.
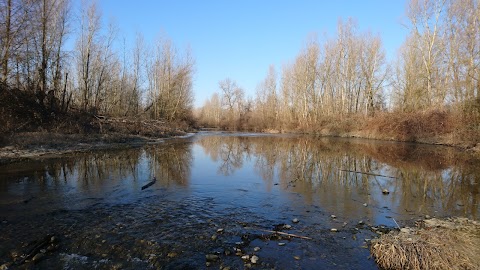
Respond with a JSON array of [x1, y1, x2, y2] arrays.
[[141, 177, 157, 190], [340, 169, 397, 179], [17, 234, 56, 265], [245, 227, 312, 240]]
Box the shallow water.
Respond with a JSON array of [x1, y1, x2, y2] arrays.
[[0, 132, 479, 269]]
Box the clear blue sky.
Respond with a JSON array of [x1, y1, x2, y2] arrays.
[[95, 0, 409, 107]]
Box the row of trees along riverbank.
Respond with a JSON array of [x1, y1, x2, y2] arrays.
[[0, 0, 194, 134], [196, 0, 480, 146]]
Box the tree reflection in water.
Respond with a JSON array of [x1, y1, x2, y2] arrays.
[[196, 135, 480, 220], [0, 142, 193, 211]]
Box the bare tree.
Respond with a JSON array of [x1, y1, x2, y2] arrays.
[[219, 78, 244, 129], [406, 0, 447, 107]]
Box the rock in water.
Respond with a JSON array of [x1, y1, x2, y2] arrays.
[[292, 218, 299, 223], [251, 255, 259, 264], [32, 253, 44, 262], [205, 254, 219, 262], [382, 189, 390, 195]]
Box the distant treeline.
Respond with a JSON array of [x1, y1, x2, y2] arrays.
[[0, 0, 194, 124], [197, 0, 479, 137]]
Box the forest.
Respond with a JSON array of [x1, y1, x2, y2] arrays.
[[0, 0, 479, 146], [0, 0, 194, 135], [197, 0, 480, 146]]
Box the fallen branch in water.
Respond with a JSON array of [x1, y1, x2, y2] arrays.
[[245, 227, 312, 240], [141, 177, 156, 190], [340, 169, 397, 179]]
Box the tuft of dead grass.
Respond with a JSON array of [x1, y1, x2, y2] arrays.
[[371, 218, 480, 270]]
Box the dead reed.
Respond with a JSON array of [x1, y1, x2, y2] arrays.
[[370, 218, 480, 270]]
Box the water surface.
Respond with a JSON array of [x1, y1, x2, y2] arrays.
[[0, 133, 478, 269]]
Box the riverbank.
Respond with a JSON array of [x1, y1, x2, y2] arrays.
[[0, 130, 194, 165], [371, 217, 480, 270], [316, 110, 480, 151], [257, 109, 480, 153]]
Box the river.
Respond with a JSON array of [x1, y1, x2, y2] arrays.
[[0, 132, 478, 269]]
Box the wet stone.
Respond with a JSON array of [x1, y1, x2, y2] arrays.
[[0, 263, 12, 270], [251, 255, 259, 264], [205, 254, 219, 262], [292, 218, 299, 223], [253, 247, 260, 252], [32, 253, 44, 262]]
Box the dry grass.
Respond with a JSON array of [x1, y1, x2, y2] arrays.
[[371, 218, 480, 270]]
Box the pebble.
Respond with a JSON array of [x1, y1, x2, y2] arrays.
[[284, 224, 292, 229], [330, 215, 337, 218], [167, 252, 177, 258], [205, 254, 219, 262], [400, 228, 410, 234], [342, 222, 348, 227], [32, 253, 44, 262], [10, 250, 20, 258], [292, 218, 299, 223], [425, 215, 431, 219], [382, 189, 390, 195], [251, 255, 259, 264], [294, 256, 300, 260], [217, 228, 224, 233], [211, 235, 217, 241], [253, 247, 260, 252], [363, 203, 368, 207], [358, 220, 364, 225], [330, 228, 338, 232], [241, 255, 250, 261], [278, 242, 286, 246]]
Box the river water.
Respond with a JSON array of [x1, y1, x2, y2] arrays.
[[0, 132, 479, 269]]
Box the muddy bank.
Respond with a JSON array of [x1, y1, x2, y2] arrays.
[[0, 132, 194, 165]]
